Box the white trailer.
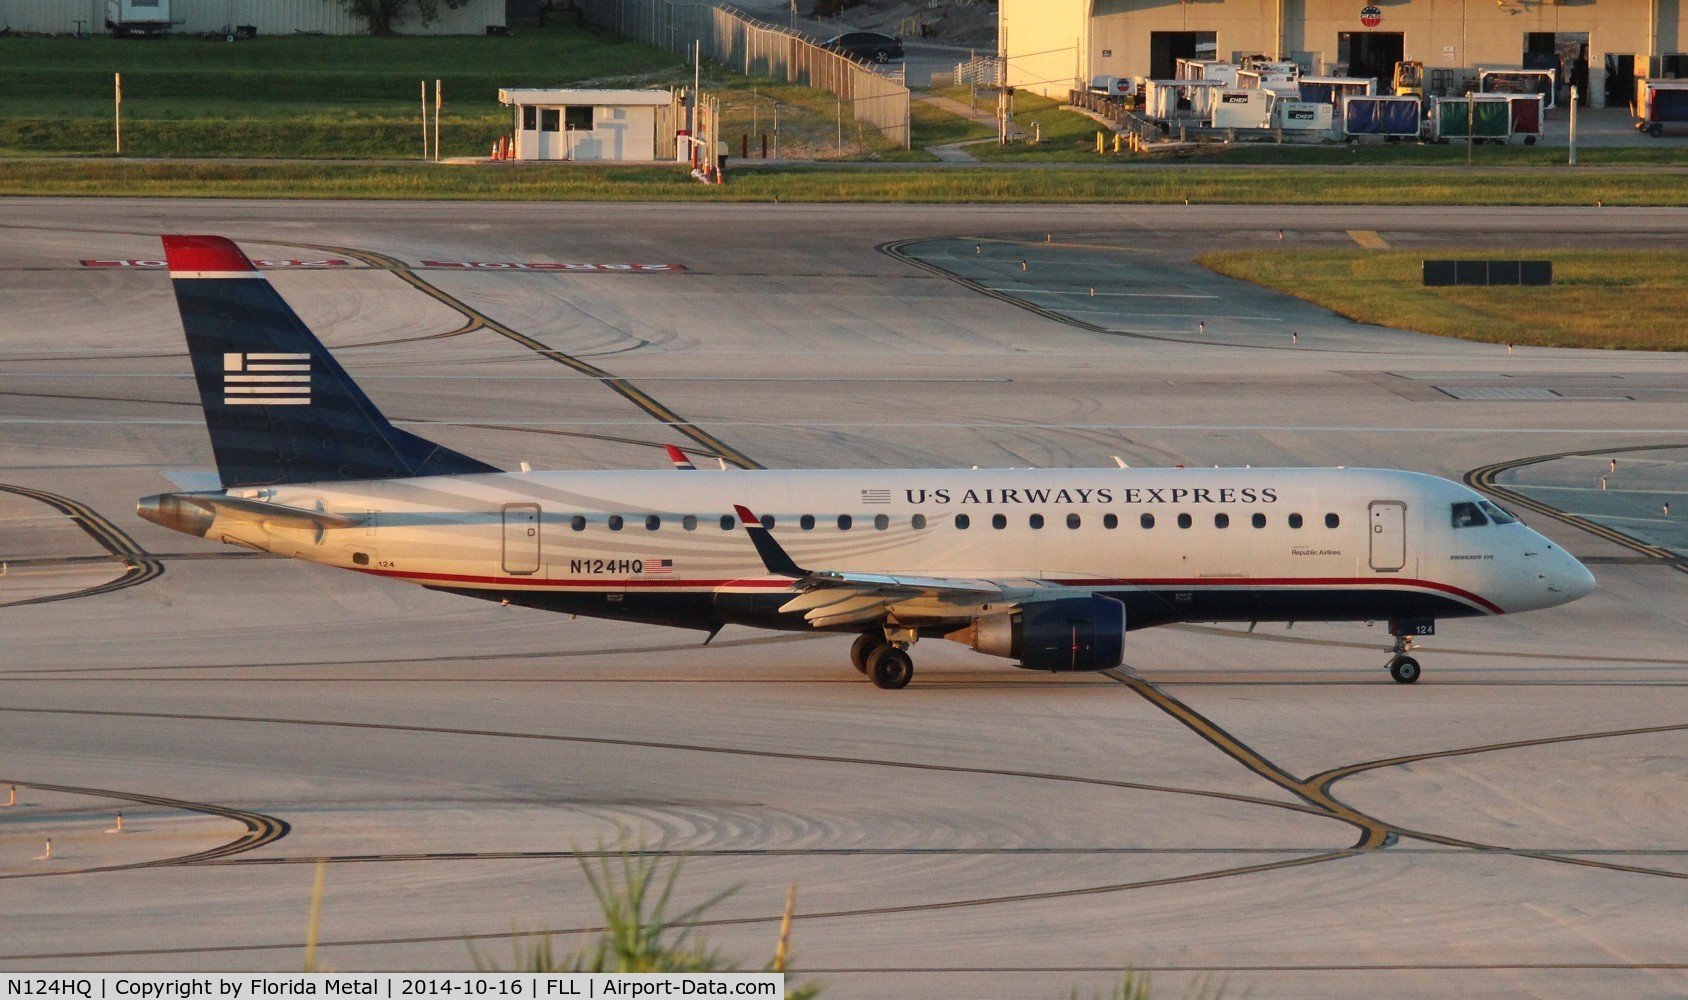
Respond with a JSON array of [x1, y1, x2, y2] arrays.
[[107, 0, 171, 36], [1212, 89, 1274, 128], [1275, 100, 1334, 132]]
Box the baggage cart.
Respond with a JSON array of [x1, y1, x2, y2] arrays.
[[1342, 94, 1422, 142]]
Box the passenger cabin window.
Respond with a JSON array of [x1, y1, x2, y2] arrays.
[[1451, 502, 1488, 528], [1067, 513, 1082, 529], [1325, 513, 1340, 529], [1214, 513, 1230, 529], [1252, 513, 1266, 528], [760, 515, 775, 530], [800, 515, 815, 531], [1140, 513, 1155, 529], [991, 514, 1007, 529], [838, 514, 853, 530], [912, 514, 926, 530], [645, 515, 660, 531], [571, 515, 586, 531], [1478, 499, 1520, 524], [683, 515, 697, 531], [719, 514, 734, 530], [1103, 513, 1117, 529], [1288, 513, 1304, 529], [1177, 513, 1192, 529], [955, 513, 970, 529], [874, 514, 889, 530], [608, 515, 623, 531], [1029, 514, 1044, 529]]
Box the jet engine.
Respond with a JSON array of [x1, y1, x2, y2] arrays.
[[947, 595, 1125, 672]]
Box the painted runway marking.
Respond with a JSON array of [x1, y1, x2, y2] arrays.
[[984, 287, 1219, 299], [421, 261, 684, 272]]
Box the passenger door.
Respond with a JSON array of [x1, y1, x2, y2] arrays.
[[502, 503, 541, 575], [1368, 500, 1406, 573]]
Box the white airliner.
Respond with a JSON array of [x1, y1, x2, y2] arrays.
[[138, 235, 1596, 688]]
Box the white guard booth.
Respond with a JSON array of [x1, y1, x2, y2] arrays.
[[498, 89, 672, 161]]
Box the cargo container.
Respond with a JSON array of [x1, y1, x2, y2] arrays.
[[1274, 100, 1334, 131], [1181, 79, 1226, 119], [1088, 75, 1136, 99], [1175, 59, 1239, 87], [1432, 96, 1513, 143], [1341, 95, 1422, 141], [1506, 94, 1544, 145], [1478, 69, 1556, 109], [1212, 89, 1274, 128], [1297, 76, 1375, 106], [1634, 79, 1688, 137], [1237, 67, 1300, 97], [1143, 80, 1181, 120]]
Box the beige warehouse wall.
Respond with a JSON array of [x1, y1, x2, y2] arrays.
[[1005, 0, 1684, 105], [1001, 0, 1092, 97]]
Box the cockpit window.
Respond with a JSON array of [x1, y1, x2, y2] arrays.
[[1451, 502, 1488, 528], [1477, 499, 1519, 524]]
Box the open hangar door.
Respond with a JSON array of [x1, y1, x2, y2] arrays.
[[1340, 32, 1404, 95]]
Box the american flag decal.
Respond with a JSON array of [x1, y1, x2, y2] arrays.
[[644, 558, 673, 575], [224, 352, 310, 406], [860, 489, 892, 504]]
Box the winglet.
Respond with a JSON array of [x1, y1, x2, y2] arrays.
[[733, 505, 804, 578], [162, 234, 261, 279], [665, 445, 697, 471]]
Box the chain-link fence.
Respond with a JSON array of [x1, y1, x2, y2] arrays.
[[954, 54, 1003, 87], [579, 0, 910, 149]]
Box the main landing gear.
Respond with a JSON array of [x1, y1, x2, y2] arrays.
[[850, 630, 916, 690]]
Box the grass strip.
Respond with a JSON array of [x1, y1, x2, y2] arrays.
[[1198, 249, 1688, 351], [3, 160, 1686, 205]]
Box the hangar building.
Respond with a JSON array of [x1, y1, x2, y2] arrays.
[[1001, 0, 1687, 108]]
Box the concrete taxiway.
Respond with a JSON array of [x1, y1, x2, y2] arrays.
[[1, 201, 1685, 998]]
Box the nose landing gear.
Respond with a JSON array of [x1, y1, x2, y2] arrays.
[[1385, 619, 1433, 684], [1387, 635, 1421, 684]]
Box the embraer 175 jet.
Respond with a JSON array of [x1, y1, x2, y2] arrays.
[[138, 236, 1596, 689]]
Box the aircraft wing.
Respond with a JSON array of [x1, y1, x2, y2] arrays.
[[179, 494, 363, 530], [733, 505, 1008, 627]]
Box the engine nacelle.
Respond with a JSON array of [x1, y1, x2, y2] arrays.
[[948, 595, 1126, 672]]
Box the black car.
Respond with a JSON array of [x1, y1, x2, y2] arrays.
[[818, 31, 904, 64]]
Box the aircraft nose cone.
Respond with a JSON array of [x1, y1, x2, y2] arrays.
[[1564, 555, 1597, 601]]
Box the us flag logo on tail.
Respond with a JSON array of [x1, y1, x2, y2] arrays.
[[644, 559, 674, 575], [224, 352, 311, 405]]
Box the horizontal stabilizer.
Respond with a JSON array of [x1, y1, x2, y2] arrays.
[[162, 469, 224, 492], [179, 494, 363, 530]]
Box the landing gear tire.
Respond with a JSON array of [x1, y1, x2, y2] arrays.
[[1388, 655, 1421, 684], [867, 645, 913, 690], [849, 633, 882, 675]]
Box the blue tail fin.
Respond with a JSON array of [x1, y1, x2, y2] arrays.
[[163, 235, 499, 488]]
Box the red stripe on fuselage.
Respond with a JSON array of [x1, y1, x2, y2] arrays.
[[350, 568, 1503, 614]]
